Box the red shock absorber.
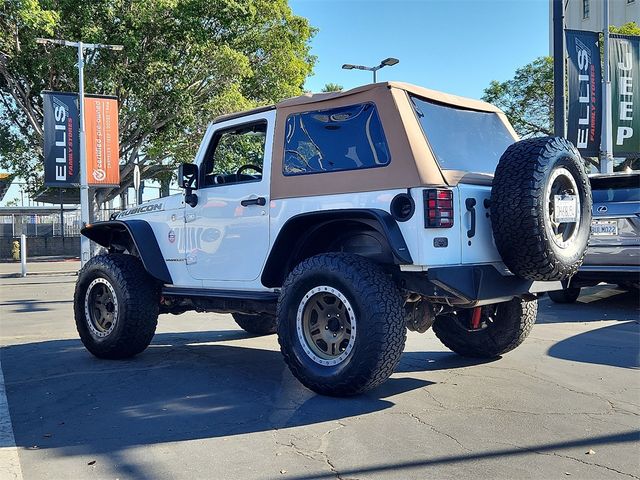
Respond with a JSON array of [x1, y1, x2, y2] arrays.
[[471, 307, 482, 330]]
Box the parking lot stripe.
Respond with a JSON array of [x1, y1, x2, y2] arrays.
[[0, 356, 23, 480]]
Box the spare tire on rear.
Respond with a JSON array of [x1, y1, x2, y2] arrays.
[[490, 137, 591, 281]]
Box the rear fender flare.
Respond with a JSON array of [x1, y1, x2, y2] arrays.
[[261, 208, 412, 288]]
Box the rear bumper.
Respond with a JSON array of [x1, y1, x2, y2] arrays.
[[398, 264, 563, 306]]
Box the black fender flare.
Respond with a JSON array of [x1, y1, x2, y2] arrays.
[[261, 208, 412, 288], [81, 219, 173, 284]]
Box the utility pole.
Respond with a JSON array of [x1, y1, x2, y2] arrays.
[[36, 38, 123, 266], [600, 0, 614, 174], [552, 0, 566, 138]]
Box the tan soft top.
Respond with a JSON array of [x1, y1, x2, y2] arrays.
[[214, 82, 515, 200], [276, 82, 502, 114], [214, 82, 502, 124]]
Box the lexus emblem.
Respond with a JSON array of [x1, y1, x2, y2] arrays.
[[597, 205, 608, 213]]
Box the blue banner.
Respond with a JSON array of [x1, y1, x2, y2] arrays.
[[43, 91, 80, 186]]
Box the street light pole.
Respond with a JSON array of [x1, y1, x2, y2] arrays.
[[36, 38, 123, 266], [77, 41, 91, 264], [601, 0, 614, 174], [342, 58, 399, 83]]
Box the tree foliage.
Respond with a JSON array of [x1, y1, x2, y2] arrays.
[[0, 0, 315, 203], [321, 83, 343, 92], [482, 56, 554, 138], [610, 22, 640, 36]]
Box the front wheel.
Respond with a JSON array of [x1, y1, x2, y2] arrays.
[[277, 253, 406, 396], [74, 254, 159, 359], [432, 298, 537, 358]]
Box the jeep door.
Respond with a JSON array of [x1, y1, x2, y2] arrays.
[[185, 110, 274, 283]]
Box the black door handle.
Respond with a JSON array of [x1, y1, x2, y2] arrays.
[[241, 197, 266, 207], [466, 198, 477, 238]]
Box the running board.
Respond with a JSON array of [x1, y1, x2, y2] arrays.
[[161, 286, 279, 302]]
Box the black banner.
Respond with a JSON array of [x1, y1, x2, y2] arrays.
[[566, 30, 602, 157], [43, 91, 80, 186]]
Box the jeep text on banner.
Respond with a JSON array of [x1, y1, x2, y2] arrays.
[[611, 34, 640, 157], [566, 30, 602, 158], [43, 91, 80, 186], [85, 96, 120, 186]]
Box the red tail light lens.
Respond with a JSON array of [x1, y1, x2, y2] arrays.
[[424, 189, 454, 228]]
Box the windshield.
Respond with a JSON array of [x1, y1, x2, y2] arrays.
[[410, 95, 516, 174]]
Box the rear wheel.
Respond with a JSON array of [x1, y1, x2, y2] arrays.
[[232, 313, 277, 336], [548, 287, 581, 304], [277, 253, 406, 396], [74, 254, 159, 359], [433, 298, 537, 358]]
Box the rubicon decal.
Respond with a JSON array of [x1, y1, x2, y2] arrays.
[[116, 203, 164, 218]]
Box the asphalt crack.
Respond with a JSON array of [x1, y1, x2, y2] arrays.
[[495, 440, 640, 479], [400, 411, 471, 452]]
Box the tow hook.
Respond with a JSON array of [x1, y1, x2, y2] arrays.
[[471, 307, 482, 330]]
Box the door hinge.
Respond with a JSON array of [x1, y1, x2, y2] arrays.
[[186, 254, 197, 265]]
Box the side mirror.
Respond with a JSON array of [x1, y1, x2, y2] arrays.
[[178, 163, 199, 190], [178, 163, 199, 207]]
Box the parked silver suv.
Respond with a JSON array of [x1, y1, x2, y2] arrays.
[[549, 173, 640, 303]]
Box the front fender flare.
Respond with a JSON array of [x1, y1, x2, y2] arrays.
[[81, 220, 173, 284]]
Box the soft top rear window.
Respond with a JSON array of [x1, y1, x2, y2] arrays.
[[410, 95, 515, 174]]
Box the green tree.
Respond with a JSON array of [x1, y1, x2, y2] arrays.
[[482, 22, 639, 140], [610, 22, 640, 36], [0, 0, 315, 205], [482, 56, 554, 138], [321, 83, 343, 92]]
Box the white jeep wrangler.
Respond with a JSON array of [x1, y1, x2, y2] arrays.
[[75, 82, 592, 396]]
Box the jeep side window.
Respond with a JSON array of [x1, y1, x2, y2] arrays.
[[203, 121, 267, 187], [283, 102, 390, 176]]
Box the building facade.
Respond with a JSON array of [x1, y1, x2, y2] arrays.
[[549, 0, 639, 52]]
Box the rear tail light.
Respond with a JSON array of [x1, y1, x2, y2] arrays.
[[423, 189, 454, 228]]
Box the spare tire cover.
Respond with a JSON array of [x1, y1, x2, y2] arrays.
[[490, 137, 592, 281]]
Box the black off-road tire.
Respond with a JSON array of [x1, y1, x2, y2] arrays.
[[548, 287, 581, 304], [432, 298, 537, 358], [232, 313, 277, 336], [277, 253, 406, 396], [74, 254, 159, 359], [491, 137, 592, 281]]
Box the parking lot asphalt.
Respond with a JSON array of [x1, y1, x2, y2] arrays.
[[0, 266, 638, 480]]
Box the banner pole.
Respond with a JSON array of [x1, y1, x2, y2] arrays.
[[601, 0, 614, 174], [78, 41, 91, 266], [553, 0, 566, 138]]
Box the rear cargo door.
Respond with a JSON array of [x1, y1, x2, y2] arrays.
[[457, 183, 502, 264]]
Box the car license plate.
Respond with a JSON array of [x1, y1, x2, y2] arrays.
[[591, 220, 618, 236], [554, 195, 578, 223]]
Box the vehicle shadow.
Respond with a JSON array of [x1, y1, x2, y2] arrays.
[[547, 320, 640, 369], [537, 286, 639, 324], [1, 330, 433, 460], [0, 299, 73, 313]]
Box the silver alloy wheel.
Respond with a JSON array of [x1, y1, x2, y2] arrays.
[[543, 167, 582, 249], [84, 277, 119, 338], [296, 286, 357, 366]]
